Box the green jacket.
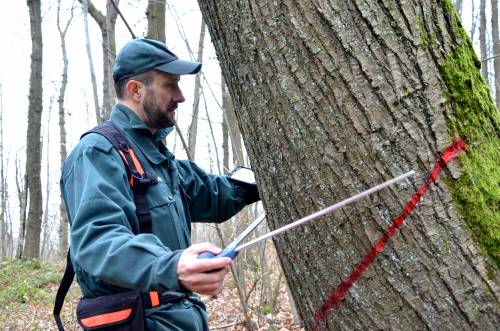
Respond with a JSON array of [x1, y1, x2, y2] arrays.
[[61, 104, 249, 330]]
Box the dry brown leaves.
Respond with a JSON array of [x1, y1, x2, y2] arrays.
[[0, 274, 303, 330]]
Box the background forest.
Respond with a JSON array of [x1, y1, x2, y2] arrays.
[[0, 0, 498, 330]]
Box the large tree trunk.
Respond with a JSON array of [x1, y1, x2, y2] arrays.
[[199, 0, 500, 329], [492, 0, 500, 109], [23, 0, 44, 260]]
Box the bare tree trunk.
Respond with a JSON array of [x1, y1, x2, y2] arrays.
[[199, 0, 500, 329], [471, 0, 478, 41], [455, 0, 463, 16], [57, 0, 73, 257], [82, 0, 101, 124], [41, 101, 52, 260], [222, 98, 230, 173], [0, 83, 5, 259], [146, 0, 165, 41], [15, 156, 27, 259], [492, 0, 500, 108], [187, 19, 206, 160], [78, 0, 118, 122], [480, 0, 489, 81], [202, 97, 221, 174], [222, 75, 244, 166], [102, 0, 118, 119], [23, 0, 44, 260], [5, 197, 13, 259]]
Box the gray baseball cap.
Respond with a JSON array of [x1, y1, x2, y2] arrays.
[[112, 38, 201, 81]]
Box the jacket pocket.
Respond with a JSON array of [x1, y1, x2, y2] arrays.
[[76, 291, 145, 331]]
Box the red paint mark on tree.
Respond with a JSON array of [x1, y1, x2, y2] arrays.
[[311, 140, 466, 330]]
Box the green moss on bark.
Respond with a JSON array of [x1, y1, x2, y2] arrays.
[[428, 1, 500, 270]]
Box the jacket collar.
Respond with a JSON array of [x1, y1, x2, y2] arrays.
[[110, 104, 174, 165]]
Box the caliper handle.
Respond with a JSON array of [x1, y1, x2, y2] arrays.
[[198, 247, 238, 260]]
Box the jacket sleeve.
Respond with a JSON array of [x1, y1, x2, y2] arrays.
[[177, 160, 259, 223], [61, 136, 183, 293]]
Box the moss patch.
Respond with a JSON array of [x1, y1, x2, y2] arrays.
[[429, 0, 500, 270]]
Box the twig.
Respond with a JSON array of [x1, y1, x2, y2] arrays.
[[210, 320, 243, 330], [481, 53, 500, 63], [109, 0, 136, 39]]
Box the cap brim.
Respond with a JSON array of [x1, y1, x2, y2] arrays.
[[155, 59, 202, 75]]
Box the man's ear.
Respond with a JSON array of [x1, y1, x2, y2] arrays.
[[125, 80, 144, 101]]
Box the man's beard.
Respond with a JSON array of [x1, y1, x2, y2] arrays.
[[141, 88, 177, 130]]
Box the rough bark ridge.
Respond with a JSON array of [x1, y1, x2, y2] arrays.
[[24, 0, 44, 259], [198, 0, 499, 329]]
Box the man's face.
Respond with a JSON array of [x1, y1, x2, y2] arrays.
[[140, 71, 185, 130]]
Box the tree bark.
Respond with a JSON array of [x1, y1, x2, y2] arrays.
[[492, 0, 500, 109], [23, 0, 44, 260], [480, 0, 489, 81], [146, 0, 165, 41], [199, 0, 500, 329], [57, 0, 73, 257]]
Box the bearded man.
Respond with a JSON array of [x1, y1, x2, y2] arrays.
[[60, 39, 259, 330]]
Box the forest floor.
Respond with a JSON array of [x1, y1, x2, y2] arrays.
[[0, 259, 304, 330]]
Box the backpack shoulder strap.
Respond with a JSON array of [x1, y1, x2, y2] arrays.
[[53, 250, 74, 331], [83, 120, 156, 233]]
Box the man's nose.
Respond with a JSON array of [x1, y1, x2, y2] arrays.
[[174, 90, 185, 104]]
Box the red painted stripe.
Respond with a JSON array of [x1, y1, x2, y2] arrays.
[[311, 139, 466, 330]]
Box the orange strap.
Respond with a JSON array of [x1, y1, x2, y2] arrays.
[[118, 148, 146, 187], [129, 149, 145, 175], [80, 309, 132, 328], [149, 291, 160, 307], [118, 150, 130, 167]]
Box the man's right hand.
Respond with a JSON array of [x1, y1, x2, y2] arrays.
[[177, 243, 232, 296]]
